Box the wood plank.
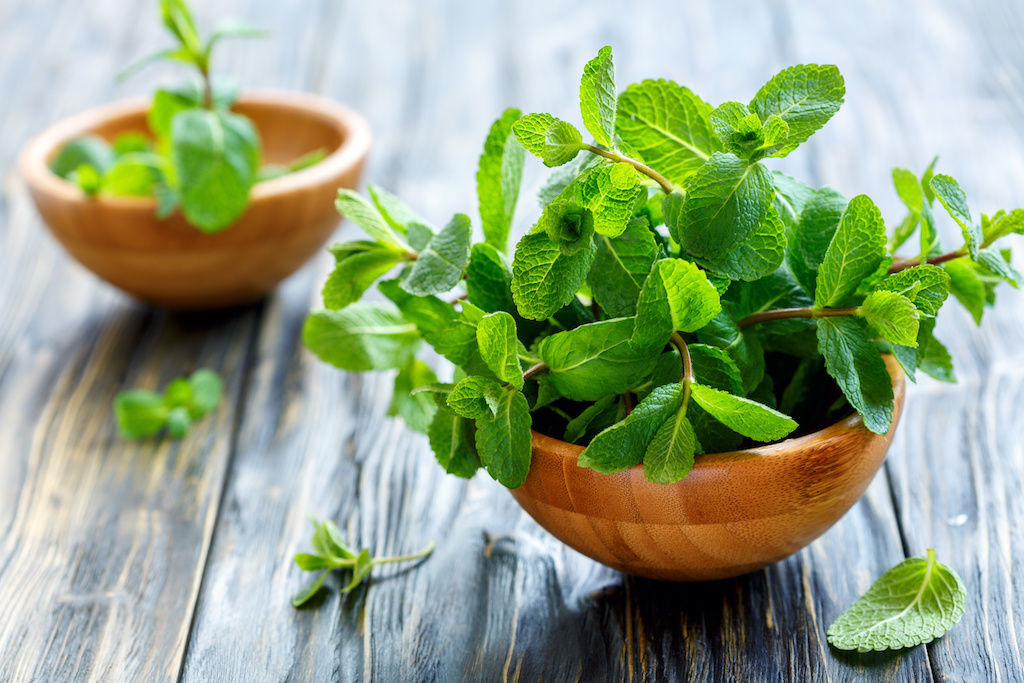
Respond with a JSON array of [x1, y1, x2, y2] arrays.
[[0, 1, 264, 680]]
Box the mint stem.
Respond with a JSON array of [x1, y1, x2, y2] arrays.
[[523, 362, 549, 381], [372, 541, 435, 565], [737, 306, 860, 330], [583, 144, 676, 194], [889, 248, 966, 273], [669, 333, 693, 412]]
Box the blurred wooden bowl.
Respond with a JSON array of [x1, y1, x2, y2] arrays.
[[511, 356, 906, 581], [19, 91, 371, 309]]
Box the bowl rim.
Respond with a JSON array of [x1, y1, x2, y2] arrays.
[[529, 355, 905, 473], [18, 89, 372, 208]]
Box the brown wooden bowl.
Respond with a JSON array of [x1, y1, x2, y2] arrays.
[[511, 356, 906, 581], [19, 91, 371, 309]]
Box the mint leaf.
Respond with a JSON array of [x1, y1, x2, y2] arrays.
[[917, 319, 956, 383], [166, 406, 192, 438], [976, 246, 1020, 287], [114, 390, 169, 439], [402, 214, 472, 296], [615, 79, 719, 186], [564, 394, 620, 444], [477, 108, 524, 252], [771, 171, 816, 230], [368, 185, 435, 244], [540, 318, 657, 401], [689, 383, 797, 442], [574, 163, 645, 237], [476, 312, 523, 388], [789, 187, 846, 294], [378, 280, 457, 338], [423, 302, 486, 367], [188, 369, 223, 418], [511, 231, 596, 320], [890, 167, 923, 251], [930, 174, 979, 258], [540, 199, 596, 253], [671, 152, 774, 259], [860, 290, 921, 347], [323, 243, 405, 310], [749, 64, 845, 157], [688, 344, 743, 395], [579, 46, 617, 149], [588, 217, 659, 318], [816, 317, 894, 435], [428, 407, 480, 478], [335, 189, 412, 252], [944, 258, 986, 324], [447, 376, 504, 419], [698, 204, 786, 281], [827, 549, 966, 652], [579, 383, 684, 473], [814, 194, 887, 308], [697, 311, 766, 393], [631, 259, 722, 351], [983, 207, 1024, 243], [875, 265, 950, 317], [388, 359, 438, 433], [474, 388, 532, 487], [51, 136, 116, 178], [171, 109, 259, 232], [513, 114, 583, 166], [465, 243, 514, 313], [643, 409, 699, 484], [303, 303, 420, 372]]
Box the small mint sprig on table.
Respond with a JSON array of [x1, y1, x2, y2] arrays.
[[291, 518, 435, 607], [827, 549, 966, 652], [113, 368, 222, 439], [301, 45, 1022, 493]]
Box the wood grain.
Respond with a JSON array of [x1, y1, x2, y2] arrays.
[[0, 0, 1020, 680]]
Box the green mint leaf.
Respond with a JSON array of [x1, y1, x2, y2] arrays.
[[512, 114, 583, 166], [709, 101, 751, 143], [423, 302, 487, 367], [789, 187, 846, 294], [302, 303, 420, 372], [540, 318, 658, 401], [615, 79, 720, 186], [293, 553, 332, 571], [919, 187, 941, 259], [166, 406, 192, 438], [188, 369, 223, 418], [875, 265, 950, 317], [689, 383, 797, 442], [893, 167, 924, 214], [474, 388, 532, 488], [976, 246, 1020, 287], [771, 171, 816, 230], [160, 0, 201, 52], [579, 46, 617, 149], [164, 377, 192, 407], [917, 319, 956, 383], [579, 383, 685, 473], [698, 204, 786, 281], [930, 174, 979, 258], [465, 243, 514, 313], [541, 199, 596, 253], [476, 312, 524, 388], [827, 549, 966, 652], [563, 394, 620, 444], [643, 409, 699, 484], [70, 164, 102, 196], [574, 163, 645, 237], [748, 64, 845, 157], [759, 115, 790, 153], [340, 549, 374, 593], [335, 189, 412, 252], [688, 344, 743, 395], [388, 358, 438, 434], [447, 376, 504, 419], [291, 570, 329, 607], [113, 390, 169, 439], [944, 259, 986, 324], [368, 185, 435, 243], [814, 194, 887, 308], [983, 208, 1024, 243], [323, 243, 405, 310], [512, 113, 555, 156], [100, 153, 167, 197], [205, 17, 269, 54], [378, 280, 457, 335], [631, 259, 722, 351], [816, 317, 894, 434], [920, 156, 939, 204], [171, 109, 259, 233], [672, 153, 774, 259], [859, 290, 921, 347], [477, 108, 525, 252], [321, 520, 356, 559], [51, 136, 116, 178], [428, 406, 481, 478], [402, 213, 472, 296], [588, 217, 659, 318], [697, 311, 765, 393], [511, 230, 596, 320], [537, 153, 604, 207]]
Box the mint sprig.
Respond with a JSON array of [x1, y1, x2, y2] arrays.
[[113, 368, 223, 439]]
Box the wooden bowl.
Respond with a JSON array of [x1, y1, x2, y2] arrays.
[[19, 91, 371, 309], [511, 356, 906, 581]]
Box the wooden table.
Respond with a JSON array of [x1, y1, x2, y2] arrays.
[[1, 0, 1022, 680]]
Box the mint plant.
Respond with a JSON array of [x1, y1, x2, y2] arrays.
[[113, 368, 222, 439], [50, 0, 323, 233], [304, 47, 1022, 488]]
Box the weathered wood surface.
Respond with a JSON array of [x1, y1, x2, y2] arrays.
[[0, 0, 1020, 680]]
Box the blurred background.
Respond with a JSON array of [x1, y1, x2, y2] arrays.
[[1, 0, 1022, 680]]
